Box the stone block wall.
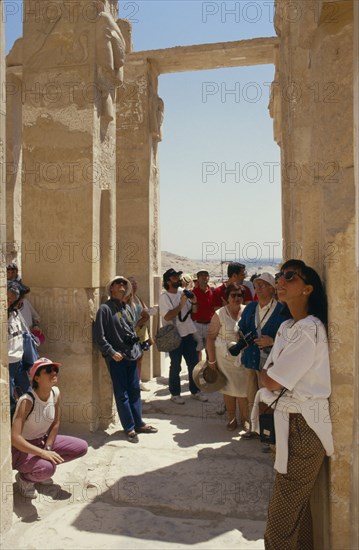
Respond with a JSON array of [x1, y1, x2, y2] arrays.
[[272, 1, 358, 547], [0, 0, 13, 534]]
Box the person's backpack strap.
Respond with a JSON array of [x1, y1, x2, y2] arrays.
[[24, 388, 56, 419]]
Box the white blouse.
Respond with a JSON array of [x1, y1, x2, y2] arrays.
[[252, 316, 334, 473]]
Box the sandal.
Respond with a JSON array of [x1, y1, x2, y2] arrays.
[[135, 425, 158, 434], [226, 418, 238, 432], [126, 430, 139, 443]]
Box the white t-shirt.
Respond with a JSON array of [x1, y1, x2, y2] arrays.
[[15, 386, 60, 440], [8, 311, 23, 363], [159, 289, 196, 337]]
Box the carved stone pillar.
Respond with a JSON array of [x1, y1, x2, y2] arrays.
[[21, 0, 125, 429], [0, 0, 13, 534], [272, 1, 356, 547], [116, 58, 162, 380]]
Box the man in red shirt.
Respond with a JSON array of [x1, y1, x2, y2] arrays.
[[192, 270, 214, 361], [212, 262, 253, 310]]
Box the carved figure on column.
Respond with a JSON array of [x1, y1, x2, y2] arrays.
[[150, 97, 164, 143], [95, 0, 126, 126]]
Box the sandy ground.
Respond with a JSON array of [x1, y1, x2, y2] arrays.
[[2, 366, 274, 550]]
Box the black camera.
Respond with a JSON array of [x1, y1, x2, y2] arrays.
[[228, 330, 256, 356], [183, 289, 194, 299], [123, 332, 140, 347]]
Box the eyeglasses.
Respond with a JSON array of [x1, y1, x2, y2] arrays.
[[229, 293, 243, 298], [275, 271, 306, 283], [44, 365, 59, 374]]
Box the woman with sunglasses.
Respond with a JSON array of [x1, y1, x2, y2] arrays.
[[206, 284, 248, 431], [257, 260, 334, 549], [11, 358, 88, 499]]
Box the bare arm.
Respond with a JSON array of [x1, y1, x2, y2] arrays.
[[164, 294, 188, 321], [206, 314, 221, 367], [44, 394, 61, 449], [12, 398, 64, 465]]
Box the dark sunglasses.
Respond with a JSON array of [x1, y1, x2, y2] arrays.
[[275, 271, 306, 283], [229, 292, 243, 298], [113, 279, 127, 286], [42, 365, 59, 374]]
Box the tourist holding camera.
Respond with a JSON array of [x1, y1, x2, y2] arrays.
[[238, 273, 287, 442], [93, 276, 158, 442], [259, 260, 334, 549], [206, 283, 248, 431]]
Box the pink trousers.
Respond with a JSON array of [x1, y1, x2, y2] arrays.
[[12, 435, 88, 482]]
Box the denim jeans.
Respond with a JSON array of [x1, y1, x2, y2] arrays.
[[9, 361, 31, 402], [168, 333, 199, 396], [107, 357, 144, 433]]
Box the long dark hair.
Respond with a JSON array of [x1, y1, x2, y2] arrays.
[[280, 259, 328, 327]]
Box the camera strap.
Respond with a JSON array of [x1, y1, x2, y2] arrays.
[[167, 293, 192, 324], [255, 298, 274, 337]]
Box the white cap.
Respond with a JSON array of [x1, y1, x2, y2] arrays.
[[255, 272, 276, 288]]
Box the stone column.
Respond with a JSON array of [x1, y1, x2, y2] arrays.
[[272, 1, 356, 547], [21, 0, 125, 429], [0, 0, 13, 534], [353, 2, 359, 548], [116, 58, 162, 380], [5, 41, 23, 266]]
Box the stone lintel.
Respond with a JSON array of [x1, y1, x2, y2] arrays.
[[127, 37, 278, 75]]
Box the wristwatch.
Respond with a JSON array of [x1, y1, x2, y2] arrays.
[[45, 445, 52, 451]]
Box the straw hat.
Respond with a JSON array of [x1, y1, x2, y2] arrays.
[[192, 360, 227, 393]]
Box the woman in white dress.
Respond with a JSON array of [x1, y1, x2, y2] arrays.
[[206, 284, 248, 431]]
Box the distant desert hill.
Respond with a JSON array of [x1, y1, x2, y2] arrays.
[[161, 251, 279, 281]]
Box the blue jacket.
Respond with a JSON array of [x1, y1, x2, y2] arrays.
[[239, 301, 288, 371]]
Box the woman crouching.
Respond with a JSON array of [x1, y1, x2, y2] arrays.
[[12, 357, 88, 499]]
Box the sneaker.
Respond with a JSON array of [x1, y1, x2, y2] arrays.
[[37, 478, 54, 486], [140, 382, 151, 392], [191, 392, 208, 403], [15, 472, 38, 499], [216, 402, 226, 415], [171, 395, 185, 405]]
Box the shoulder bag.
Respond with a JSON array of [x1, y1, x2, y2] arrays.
[[259, 388, 286, 444], [155, 295, 181, 352]]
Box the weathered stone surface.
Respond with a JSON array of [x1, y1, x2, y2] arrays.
[[128, 38, 278, 75], [0, 0, 13, 536], [272, 0, 358, 547]]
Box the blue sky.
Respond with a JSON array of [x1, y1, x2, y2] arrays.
[[4, 0, 281, 261]]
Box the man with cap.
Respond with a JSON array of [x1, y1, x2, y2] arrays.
[[191, 270, 214, 361], [93, 276, 158, 442], [238, 273, 288, 444], [159, 268, 208, 404], [212, 262, 253, 310]]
